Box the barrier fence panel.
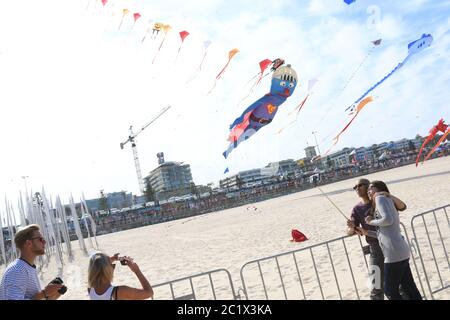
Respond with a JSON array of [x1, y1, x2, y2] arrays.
[[238, 221, 433, 300], [410, 204, 450, 300], [239, 234, 373, 300], [151, 269, 239, 300]]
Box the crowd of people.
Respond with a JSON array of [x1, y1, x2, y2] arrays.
[[82, 151, 449, 237]]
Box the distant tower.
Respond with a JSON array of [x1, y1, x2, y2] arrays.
[[304, 146, 317, 159], [157, 152, 165, 165]]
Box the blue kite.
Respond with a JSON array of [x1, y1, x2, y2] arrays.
[[223, 64, 298, 159], [346, 34, 433, 112]]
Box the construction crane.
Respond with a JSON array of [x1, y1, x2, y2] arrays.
[[120, 105, 172, 195]]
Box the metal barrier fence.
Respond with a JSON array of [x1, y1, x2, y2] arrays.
[[147, 203, 450, 300], [410, 204, 450, 300], [240, 232, 371, 300], [238, 222, 429, 300], [151, 268, 240, 300]]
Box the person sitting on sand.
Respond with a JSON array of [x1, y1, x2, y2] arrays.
[[88, 252, 153, 300]]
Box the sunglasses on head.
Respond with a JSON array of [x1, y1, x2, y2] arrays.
[[353, 183, 367, 190]]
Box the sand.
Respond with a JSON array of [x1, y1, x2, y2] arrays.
[[1, 156, 449, 300]]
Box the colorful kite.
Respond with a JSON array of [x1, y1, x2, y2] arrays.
[[175, 31, 190, 61], [117, 9, 130, 31], [423, 127, 450, 163], [346, 34, 433, 112], [324, 96, 374, 156], [240, 59, 274, 101], [152, 24, 171, 64], [152, 22, 163, 39], [133, 13, 141, 22], [223, 64, 298, 159], [416, 119, 448, 166], [209, 48, 239, 94]]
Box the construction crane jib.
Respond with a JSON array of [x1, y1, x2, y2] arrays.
[[120, 105, 172, 195]]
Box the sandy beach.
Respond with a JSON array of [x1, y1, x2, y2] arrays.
[[2, 156, 449, 300]]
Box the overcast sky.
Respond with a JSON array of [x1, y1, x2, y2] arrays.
[[0, 0, 449, 202]]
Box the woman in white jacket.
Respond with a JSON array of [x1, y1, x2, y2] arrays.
[[365, 180, 422, 300]]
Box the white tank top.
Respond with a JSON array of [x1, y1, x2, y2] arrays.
[[88, 286, 116, 300]]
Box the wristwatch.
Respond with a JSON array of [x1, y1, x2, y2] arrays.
[[42, 289, 49, 300]]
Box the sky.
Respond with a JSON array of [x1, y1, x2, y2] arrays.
[[0, 0, 449, 203]]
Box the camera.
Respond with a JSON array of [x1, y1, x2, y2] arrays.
[[119, 257, 127, 266], [50, 277, 68, 294]]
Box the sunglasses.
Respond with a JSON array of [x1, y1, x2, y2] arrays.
[[353, 184, 368, 190], [30, 236, 45, 243]]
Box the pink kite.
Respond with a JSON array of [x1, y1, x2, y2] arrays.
[[175, 31, 190, 61], [133, 13, 141, 22]]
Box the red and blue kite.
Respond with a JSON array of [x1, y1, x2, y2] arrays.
[[223, 64, 298, 159]]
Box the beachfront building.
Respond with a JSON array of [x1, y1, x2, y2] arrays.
[[84, 191, 133, 212], [327, 148, 355, 168], [296, 157, 315, 173], [145, 161, 194, 198], [392, 138, 412, 152], [354, 147, 373, 163], [304, 146, 317, 159], [220, 168, 267, 189], [264, 159, 299, 177]]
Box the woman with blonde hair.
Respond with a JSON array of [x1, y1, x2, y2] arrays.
[[88, 252, 153, 300]]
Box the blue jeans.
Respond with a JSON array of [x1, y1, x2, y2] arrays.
[[384, 259, 422, 300]]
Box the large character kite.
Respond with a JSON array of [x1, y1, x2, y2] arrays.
[[223, 64, 298, 159], [416, 119, 449, 166]]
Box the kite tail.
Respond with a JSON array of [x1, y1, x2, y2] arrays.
[[423, 130, 450, 163], [216, 60, 231, 80], [334, 112, 359, 143], [141, 31, 148, 43], [278, 95, 310, 135], [118, 17, 125, 31], [345, 55, 409, 112], [209, 60, 232, 94], [415, 138, 430, 166], [294, 94, 310, 115], [152, 34, 167, 64], [198, 51, 208, 71], [175, 45, 182, 62], [323, 138, 339, 157]]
